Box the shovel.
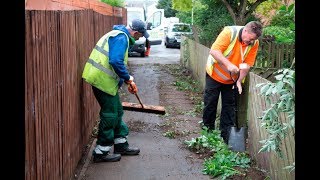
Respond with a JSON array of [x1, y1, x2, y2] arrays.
[[228, 72, 247, 152]]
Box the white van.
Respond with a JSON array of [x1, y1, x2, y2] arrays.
[[146, 9, 165, 45], [126, 7, 146, 26]]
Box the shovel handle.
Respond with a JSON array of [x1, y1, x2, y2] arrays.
[[230, 71, 239, 128], [130, 83, 144, 109]]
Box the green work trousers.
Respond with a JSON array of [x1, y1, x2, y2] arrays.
[[92, 86, 129, 149]]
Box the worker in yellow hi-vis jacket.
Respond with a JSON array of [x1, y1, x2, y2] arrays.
[[82, 19, 149, 162]]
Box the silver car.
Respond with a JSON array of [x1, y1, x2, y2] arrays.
[[164, 23, 193, 48]]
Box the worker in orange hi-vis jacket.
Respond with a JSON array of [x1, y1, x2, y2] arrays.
[[202, 21, 263, 144]]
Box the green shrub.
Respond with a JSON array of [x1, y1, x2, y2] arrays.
[[270, 4, 295, 28], [185, 128, 251, 179], [100, 0, 125, 7], [263, 26, 295, 44], [256, 68, 295, 173], [262, 3, 295, 43]]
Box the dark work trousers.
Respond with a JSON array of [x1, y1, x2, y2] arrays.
[[92, 86, 129, 149], [202, 73, 236, 143]]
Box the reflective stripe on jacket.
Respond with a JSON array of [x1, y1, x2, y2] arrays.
[[206, 26, 257, 84], [82, 30, 129, 96]]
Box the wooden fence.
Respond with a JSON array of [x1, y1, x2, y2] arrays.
[[255, 42, 295, 69], [25, 9, 123, 180], [180, 36, 295, 179], [247, 73, 295, 180]]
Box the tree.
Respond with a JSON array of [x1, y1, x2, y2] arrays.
[[175, 0, 282, 46], [175, 0, 234, 47], [254, 0, 282, 25], [156, 0, 178, 17], [220, 0, 268, 25], [172, 0, 192, 11], [173, 0, 269, 25]]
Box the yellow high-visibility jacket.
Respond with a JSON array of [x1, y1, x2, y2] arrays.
[[82, 30, 129, 96]]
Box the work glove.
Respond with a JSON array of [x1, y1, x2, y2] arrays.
[[128, 81, 138, 94], [239, 63, 250, 70], [125, 75, 134, 85]]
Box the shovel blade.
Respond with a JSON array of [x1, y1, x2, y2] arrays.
[[228, 127, 247, 152]]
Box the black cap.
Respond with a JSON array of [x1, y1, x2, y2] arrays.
[[129, 19, 150, 38]]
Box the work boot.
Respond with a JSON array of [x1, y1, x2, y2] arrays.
[[92, 145, 121, 162], [114, 146, 140, 155], [92, 152, 121, 163]]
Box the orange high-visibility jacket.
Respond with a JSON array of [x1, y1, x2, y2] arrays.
[[206, 26, 259, 84]]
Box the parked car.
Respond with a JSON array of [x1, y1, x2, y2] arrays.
[[127, 7, 147, 57], [164, 23, 193, 48], [129, 37, 147, 57]]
